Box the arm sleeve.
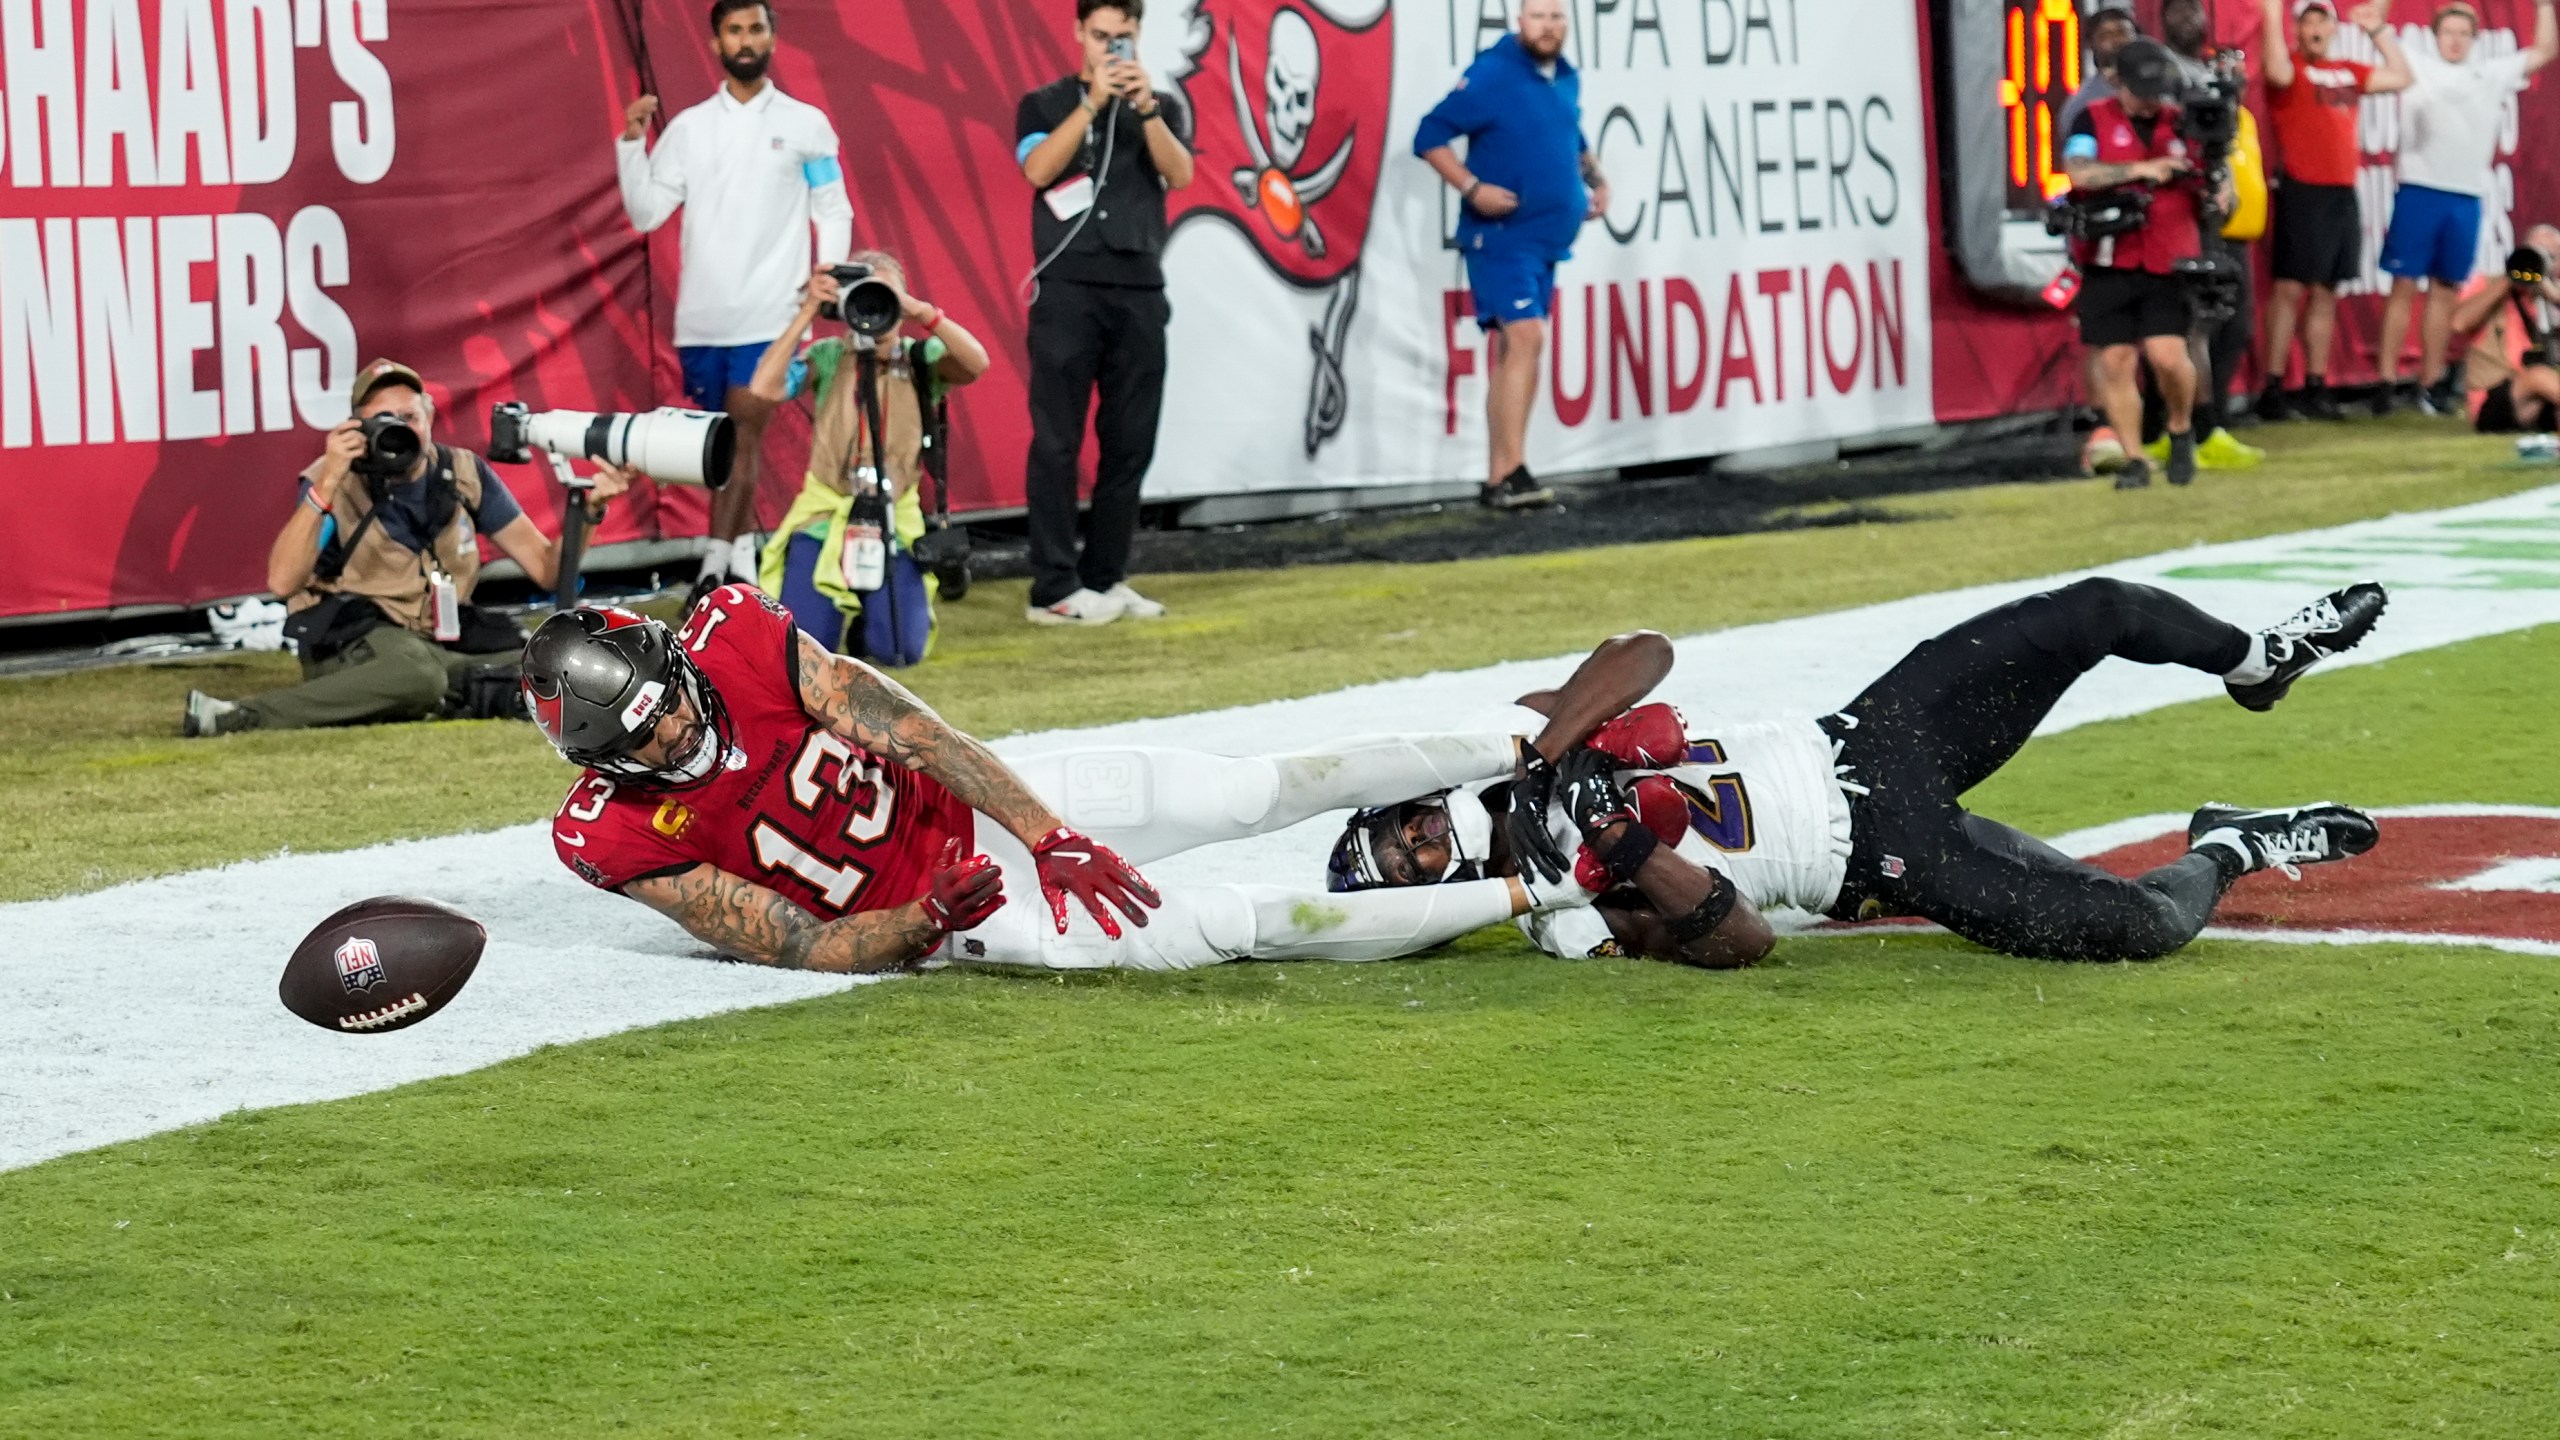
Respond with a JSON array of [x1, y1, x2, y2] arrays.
[[617, 127, 685, 234], [805, 118, 853, 264], [467, 460, 527, 534], [2063, 109, 2099, 161], [1412, 78, 1497, 155]]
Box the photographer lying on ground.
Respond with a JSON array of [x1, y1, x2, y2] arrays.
[[2448, 232, 2560, 434], [745, 256, 989, 667], [182, 359, 634, 737]]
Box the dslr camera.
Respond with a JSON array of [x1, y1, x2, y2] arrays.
[[488, 403, 736, 488], [820, 262, 903, 338], [352, 414, 423, 477]]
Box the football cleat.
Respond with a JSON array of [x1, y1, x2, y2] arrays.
[[2196, 428, 2265, 470], [2188, 802, 2379, 880], [2165, 430, 2199, 487], [2225, 582, 2387, 711], [182, 689, 240, 738]]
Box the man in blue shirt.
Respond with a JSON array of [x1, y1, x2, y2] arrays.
[[1414, 0, 1608, 511]]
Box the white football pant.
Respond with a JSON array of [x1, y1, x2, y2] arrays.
[[952, 735, 1522, 971]]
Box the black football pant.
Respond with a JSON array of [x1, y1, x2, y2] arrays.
[[1024, 279, 1169, 608], [1821, 579, 2253, 961]]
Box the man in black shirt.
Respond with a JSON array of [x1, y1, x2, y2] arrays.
[[1014, 0, 1195, 626]]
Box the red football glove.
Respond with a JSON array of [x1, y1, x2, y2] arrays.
[[1628, 774, 1689, 845], [1573, 845, 1615, 895], [1032, 828, 1161, 937], [1588, 703, 1688, 769], [920, 839, 1005, 933]]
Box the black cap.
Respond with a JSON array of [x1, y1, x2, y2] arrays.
[[2116, 38, 2179, 100], [2511, 246, 2550, 284]]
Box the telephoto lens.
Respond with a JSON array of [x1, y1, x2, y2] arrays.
[[821, 263, 904, 338], [355, 415, 422, 475]]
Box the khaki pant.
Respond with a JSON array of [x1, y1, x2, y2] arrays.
[[234, 625, 519, 731]]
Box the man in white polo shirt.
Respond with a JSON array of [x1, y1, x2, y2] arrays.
[[2372, 0, 2555, 415], [617, 0, 855, 584]]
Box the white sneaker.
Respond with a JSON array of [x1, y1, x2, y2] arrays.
[[1102, 582, 1166, 619], [1026, 587, 1125, 626], [731, 532, 763, 583]]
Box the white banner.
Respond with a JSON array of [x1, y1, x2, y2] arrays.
[[1142, 0, 1937, 498]]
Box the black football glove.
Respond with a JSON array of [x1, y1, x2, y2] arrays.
[[1556, 746, 1639, 842], [1506, 742, 1571, 886]]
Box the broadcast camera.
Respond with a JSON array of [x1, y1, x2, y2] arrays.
[[487, 403, 736, 489], [2045, 188, 2152, 242], [820, 262, 903, 338]]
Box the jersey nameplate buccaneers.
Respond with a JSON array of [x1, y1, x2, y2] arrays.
[[550, 586, 975, 915]]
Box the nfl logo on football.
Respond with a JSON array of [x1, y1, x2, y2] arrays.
[[335, 935, 386, 993]]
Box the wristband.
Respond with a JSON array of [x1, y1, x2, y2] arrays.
[[1665, 872, 1738, 945], [1463, 177, 1482, 198], [301, 491, 332, 518], [1135, 102, 1161, 120], [1596, 823, 1657, 882], [919, 306, 943, 331]]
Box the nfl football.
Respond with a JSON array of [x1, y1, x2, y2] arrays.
[[280, 896, 486, 1034]]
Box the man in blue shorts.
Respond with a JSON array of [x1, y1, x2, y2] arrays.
[[2372, 0, 2555, 414], [1414, 0, 1608, 512]]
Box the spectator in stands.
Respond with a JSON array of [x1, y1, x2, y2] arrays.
[[746, 257, 991, 666], [1014, 0, 1194, 627], [2373, 0, 2557, 415], [617, 0, 854, 586], [2156, 0, 2266, 468], [2257, 0, 2412, 422], [2449, 229, 2560, 432], [1414, 0, 1610, 512], [182, 361, 632, 738], [2064, 40, 2227, 489]]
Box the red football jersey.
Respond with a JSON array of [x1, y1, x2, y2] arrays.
[[551, 584, 976, 917]]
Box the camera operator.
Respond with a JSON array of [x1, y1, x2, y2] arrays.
[[2063, 40, 2226, 489], [181, 361, 633, 738], [745, 256, 991, 666], [2374, 0, 2557, 415], [2153, 0, 2266, 468], [618, 0, 855, 586], [2447, 230, 2560, 433], [2257, 0, 2412, 422], [1014, 0, 1194, 628]]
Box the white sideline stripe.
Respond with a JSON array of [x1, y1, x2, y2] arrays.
[[6, 485, 2560, 1174]]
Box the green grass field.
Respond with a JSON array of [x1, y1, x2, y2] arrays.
[[5, 423, 2558, 1437]]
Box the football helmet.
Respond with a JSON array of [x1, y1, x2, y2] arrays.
[[521, 606, 731, 786], [1326, 790, 1496, 892]]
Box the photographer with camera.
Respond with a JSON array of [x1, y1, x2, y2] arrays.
[[2063, 40, 2230, 489], [181, 361, 633, 738], [745, 256, 990, 667], [2148, 0, 2267, 468], [1013, 0, 1194, 628], [618, 0, 855, 586], [2446, 230, 2560, 433], [2257, 0, 2412, 422], [2373, 0, 2557, 415]]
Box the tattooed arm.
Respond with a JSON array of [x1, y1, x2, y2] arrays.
[[793, 631, 1063, 844], [624, 863, 942, 973]]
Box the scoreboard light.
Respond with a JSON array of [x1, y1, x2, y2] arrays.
[[1942, 0, 2084, 304]]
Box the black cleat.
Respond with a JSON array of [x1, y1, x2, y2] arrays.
[[2165, 431, 2198, 487], [2225, 582, 2388, 711], [2113, 457, 2154, 490], [2188, 802, 2380, 878], [1480, 465, 1556, 511]]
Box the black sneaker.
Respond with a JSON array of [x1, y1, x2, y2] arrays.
[[2420, 375, 2464, 417], [2113, 456, 2154, 490], [2165, 431, 2198, 487], [2188, 802, 2380, 878], [2370, 381, 2399, 417], [2255, 385, 2292, 423], [1480, 465, 1556, 511], [2225, 582, 2389, 712], [2298, 383, 2345, 422]]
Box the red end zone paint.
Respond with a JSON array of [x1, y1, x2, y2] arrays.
[[2080, 808, 2560, 948]]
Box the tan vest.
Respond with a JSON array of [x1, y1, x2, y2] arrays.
[[292, 447, 490, 635], [806, 340, 926, 501]]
